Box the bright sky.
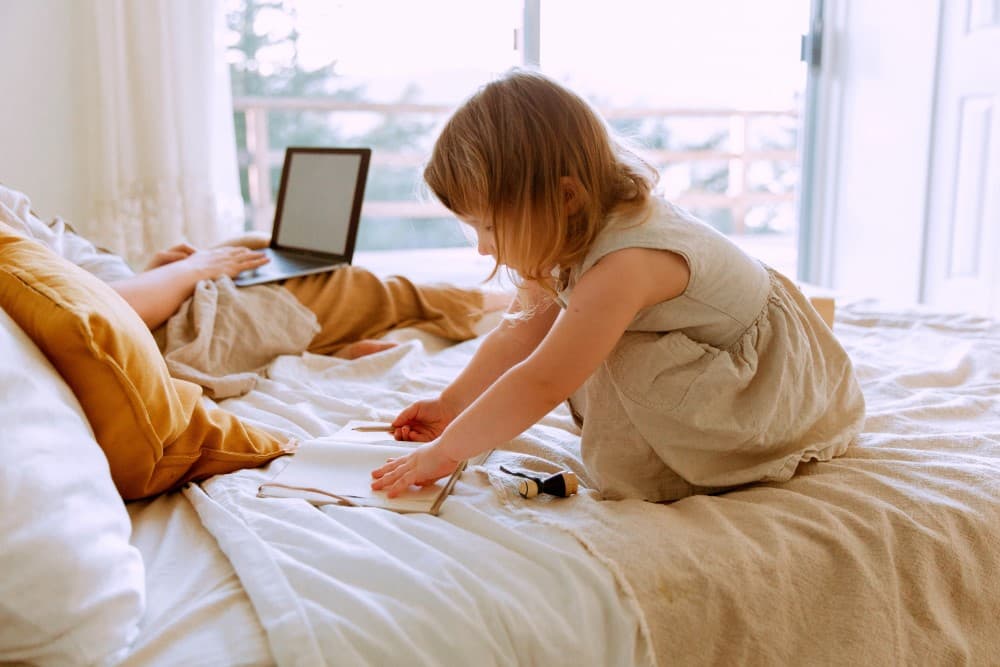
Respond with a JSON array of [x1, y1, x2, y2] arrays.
[[233, 0, 809, 109], [541, 0, 809, 108]]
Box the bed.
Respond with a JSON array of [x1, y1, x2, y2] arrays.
[[2, 292, 999, 666]]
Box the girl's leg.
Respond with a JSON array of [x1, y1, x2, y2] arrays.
[[282, 266, 503, 356]]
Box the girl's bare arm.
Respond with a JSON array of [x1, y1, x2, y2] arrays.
[[436, 247, 690, 462], [372, 247, 691, 495], [439, 281, 559, 414]]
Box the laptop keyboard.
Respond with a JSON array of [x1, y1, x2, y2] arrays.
[[236, 249, 342, 282], [264, 250, 333, 272]]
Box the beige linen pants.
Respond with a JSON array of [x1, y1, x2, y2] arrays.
[[282, 266, 486, 355]]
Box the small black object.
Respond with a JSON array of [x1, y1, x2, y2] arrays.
[[499, 465, 579, 499]]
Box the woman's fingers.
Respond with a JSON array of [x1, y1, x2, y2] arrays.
[[146, 249, 190, 269], [235, 247, 267, 262], [222, 248, 268, 277], [173, 243, 197, 256], [160, 251, 189, 264], [244, 252, 269, 268]]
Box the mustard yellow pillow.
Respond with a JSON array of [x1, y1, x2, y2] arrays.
[[0, 223, 293, 500]]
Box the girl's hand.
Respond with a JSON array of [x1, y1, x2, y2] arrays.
[[370, 442, 460, 497], [391, 397, 459, 442], [180, 246, 270, 280], [144, 243, 197, 270]]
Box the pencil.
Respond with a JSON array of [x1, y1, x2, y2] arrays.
[[352, 425, 395, 433]]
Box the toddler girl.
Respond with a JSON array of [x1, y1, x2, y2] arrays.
[[372, 70, 865, 502]]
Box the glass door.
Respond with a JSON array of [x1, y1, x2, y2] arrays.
[[538, 0, 811, 278]]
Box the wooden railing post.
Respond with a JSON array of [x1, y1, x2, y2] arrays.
[[244, 107, 273, 231], [728, 113, 749, 234]]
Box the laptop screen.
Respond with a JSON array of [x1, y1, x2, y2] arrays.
[[272, 148, 370, 258]]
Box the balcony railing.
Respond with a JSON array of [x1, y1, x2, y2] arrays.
[[232, 96, 798, 236]]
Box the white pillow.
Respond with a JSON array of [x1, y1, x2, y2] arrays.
[[0, 308, 146, 666]]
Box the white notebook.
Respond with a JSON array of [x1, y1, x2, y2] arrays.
[[257, 421, 467, 515]]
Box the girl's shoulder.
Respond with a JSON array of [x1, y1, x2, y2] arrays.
[[557, 196, 767, 315], [578, 197, 717, 276]]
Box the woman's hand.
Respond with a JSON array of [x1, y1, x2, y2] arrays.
[[391, 396, 460, 442], [144, 243, 197, 270], [370, 442, 461, 497], [114, 245, 270, 330], [179, 246, 270, 280]]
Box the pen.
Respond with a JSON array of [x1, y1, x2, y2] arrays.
[[352, 425, 395, 433]]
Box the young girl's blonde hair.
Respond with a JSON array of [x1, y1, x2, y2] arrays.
[[424, 69, 659, 290]]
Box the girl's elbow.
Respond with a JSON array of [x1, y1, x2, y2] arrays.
[[517, 366, 576, 408]]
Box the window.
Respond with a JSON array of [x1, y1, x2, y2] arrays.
[[225, 0, 519, 268], [226, 0, 808, 281], [540, 0, 808, 275]]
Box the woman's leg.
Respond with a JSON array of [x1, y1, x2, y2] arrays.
[[282, 266, 505, 356]]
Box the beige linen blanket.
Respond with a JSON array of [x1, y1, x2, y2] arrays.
[[158, 277, 319, 399], [484, 303, 1000, 666]]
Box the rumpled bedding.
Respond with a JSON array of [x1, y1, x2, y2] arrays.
[[159, 277, 319, 399], [185, 325, 650, 667], [189, 302, 999, 666], [483, 303, 1000, 665]]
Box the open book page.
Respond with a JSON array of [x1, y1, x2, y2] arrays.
[[258, 435, 463, 515]]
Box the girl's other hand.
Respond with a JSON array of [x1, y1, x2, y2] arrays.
[[370, 442, 460, 497], [181, 246, 270, 280], [391, 397, 459, 442], [144, 243, 197, 270]]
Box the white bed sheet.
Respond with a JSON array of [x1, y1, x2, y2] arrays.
[[120, 318, 649, 667], [184, 470, 646, 666], [121, 494, 272, 666]]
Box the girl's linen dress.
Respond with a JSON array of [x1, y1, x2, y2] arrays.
[[555, 197, 866, 501]]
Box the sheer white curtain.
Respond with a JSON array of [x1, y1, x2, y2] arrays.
[[84, 0, 243, 265]]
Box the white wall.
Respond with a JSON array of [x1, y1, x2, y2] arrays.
[[0, 1, 98, 222], [807, 0, 942, 305]]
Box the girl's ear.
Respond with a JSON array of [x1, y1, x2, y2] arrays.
[[560, 177, 586, 216]]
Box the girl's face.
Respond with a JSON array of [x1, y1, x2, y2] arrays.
[[460, 216, 497, 260]]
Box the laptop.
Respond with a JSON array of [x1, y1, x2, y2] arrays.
[[234, 146, 371, 287]]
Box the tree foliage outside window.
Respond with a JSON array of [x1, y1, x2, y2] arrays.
[[225, 0, 798, 248], [225, 0, 467, 249]]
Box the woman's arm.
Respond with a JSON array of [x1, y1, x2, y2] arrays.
[[108, 246, 269, 329]]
